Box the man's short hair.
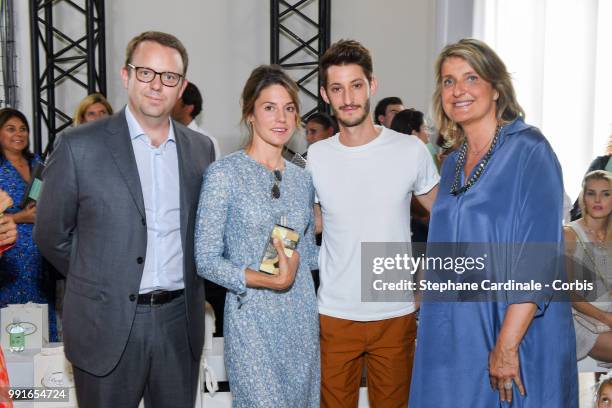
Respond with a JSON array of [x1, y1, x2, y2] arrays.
[[389, 108, 424, 135], [181, 82, 203, 119], [319, 39, 373, 88], [125, 31, 189, 74], [374, 96, 403, 125], [306, 112, 335, 130]]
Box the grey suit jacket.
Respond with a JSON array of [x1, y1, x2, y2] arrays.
[[34, 109, 215, 376]]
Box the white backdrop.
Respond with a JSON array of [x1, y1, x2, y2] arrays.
[[13, 0, 475, 156], [104, 0, 439, 156], [20, 0, 603, 195], [473, 0, 612, 199]]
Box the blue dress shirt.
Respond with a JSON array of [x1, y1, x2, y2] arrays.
[[125, 106, 184, 293]]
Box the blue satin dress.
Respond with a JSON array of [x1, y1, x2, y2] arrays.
[[409, 118, 578, 407]]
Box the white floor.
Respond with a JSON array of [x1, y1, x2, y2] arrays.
[[203, 387, 371, 408]]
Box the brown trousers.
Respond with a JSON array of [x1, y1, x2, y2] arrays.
[[320, 313, 417, 408]]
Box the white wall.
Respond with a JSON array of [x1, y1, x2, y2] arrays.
[[435, 0, 474, 52], [333, 0, 436, 115], [16, 1, 442, 155], [104, 1, 270, 156], [104, 0, 439, 156], [13, 0, 33, 125]]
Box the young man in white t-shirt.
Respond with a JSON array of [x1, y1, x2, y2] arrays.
[[307, 39, 439, 408]]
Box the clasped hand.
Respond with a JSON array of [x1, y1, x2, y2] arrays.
[[267, 237, 300, 291], [4, 202, 36, 224]]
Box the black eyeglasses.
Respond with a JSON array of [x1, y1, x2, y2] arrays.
[[271, 170, 282, 199], [127, 64, 183, 87]]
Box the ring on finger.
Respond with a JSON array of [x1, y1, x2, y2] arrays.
[[503, 381, 513, 390]]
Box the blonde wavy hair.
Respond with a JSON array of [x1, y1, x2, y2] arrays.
[[73, 93, 113, 126], [432, 38, 525, 149], [578, 170, 612, 242]]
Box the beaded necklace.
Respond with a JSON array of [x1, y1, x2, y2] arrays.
[[450, 125, 502, 196]]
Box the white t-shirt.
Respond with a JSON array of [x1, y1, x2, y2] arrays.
[[307, 126, 439, 321]]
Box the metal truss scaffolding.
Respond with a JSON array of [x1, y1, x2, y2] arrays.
[[1, 0, 17, 108], [29, 0, 106, 154], [271, 0, 331, 121]]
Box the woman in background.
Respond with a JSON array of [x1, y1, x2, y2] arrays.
[[390, 108, 438, 244], [72, 93, 113, 126], [194, 65, 319, 407], [586, 136, 612, 174], [565, 170, 612, 362], [390, 108, 439, 168], [0, 108, 57, 342], [572, 136, 612, 220]]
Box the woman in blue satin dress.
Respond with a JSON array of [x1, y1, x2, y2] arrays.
[[409, 39, 578, 407], [194, 65, 319, 408]]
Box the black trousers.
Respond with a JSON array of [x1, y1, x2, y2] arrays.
[[73, 295, 199, 408]]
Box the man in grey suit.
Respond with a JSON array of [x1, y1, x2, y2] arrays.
[[34, 31, 214, 407]]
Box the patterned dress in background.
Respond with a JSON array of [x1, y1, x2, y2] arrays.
[[195, 150, 320, 408], [0, 156, 57, 342]]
